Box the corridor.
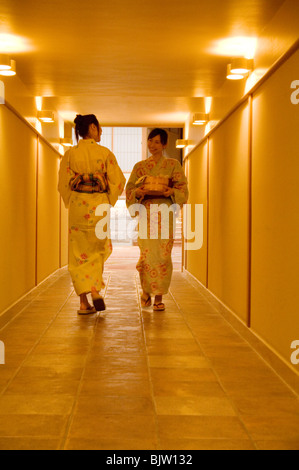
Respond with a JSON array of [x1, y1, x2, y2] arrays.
[[0, 246, 298, 450]]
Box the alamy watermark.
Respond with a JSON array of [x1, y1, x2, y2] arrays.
[[95, 203, 203, 251], [290, 80, 299, 105], [0, 340, 4, 365], [290, 340, 299, 365], [0, 80, 4, 105]]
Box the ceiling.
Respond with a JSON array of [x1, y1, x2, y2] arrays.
[[0, 0, 286, 126]]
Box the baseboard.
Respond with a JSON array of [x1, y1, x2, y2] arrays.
[[0, 266, 68, 330]]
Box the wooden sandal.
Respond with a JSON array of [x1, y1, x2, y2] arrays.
[[153, 302, 165, 311], [141, 294, 151, 307], [77, 306, 97, 315], [91, 293, 106, 312]]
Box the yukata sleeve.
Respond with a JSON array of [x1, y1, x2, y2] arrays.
[[170, 160, 189, 207], [58, 149, 75, 208], [106, 151, 126, 207], [125, 163, 140, 209]]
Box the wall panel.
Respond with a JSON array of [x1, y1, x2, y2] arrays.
[[60, 198, 69, 267], [208, 102, 250, 323], [185, 141, 208, 286], [251, 48, 299, 362], [36, 139, 60, 284], [0, 105, 37, 312]]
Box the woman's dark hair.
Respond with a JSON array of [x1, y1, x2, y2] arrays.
[[148, 128, 168, 146], [74, 114, 100, 141]]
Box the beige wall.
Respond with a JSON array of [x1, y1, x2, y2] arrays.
[[36, 139, 61, 284], [208, 102, 250, 323], [185, 44, 299, 372], [185, 141, 208, 286], [0, 105, 37, 312], [251, 48, 299, 363], [0, 104, 68, 314]]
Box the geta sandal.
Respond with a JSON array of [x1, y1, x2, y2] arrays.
[[141, 294, 151, 308], [77, 306, 97, 315], [91, 293, 106, 312], [153, 302, 165, 311]]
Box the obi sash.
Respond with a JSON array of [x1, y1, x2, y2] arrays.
[[70, 171, 108, 194]]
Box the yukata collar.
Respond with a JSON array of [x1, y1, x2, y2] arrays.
[[78, 138, 96, 145], [148, 155, 165, 165]]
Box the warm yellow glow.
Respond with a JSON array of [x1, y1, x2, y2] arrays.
[[205, 122, 213, 136], [58, 114, 64, 139], [35, 119, 42, 134], [0, 59, 16, 76], [204, 97, 212, 115], [60, 138, 73, 147], [35, 96, 42, 111], [0, 54, 11, 70], [230, 58, 253, 75], [227, 73, 244, 80], [0, 33, 33, 53], [244, 69, 267, 93], [210, 36, 257, 59], [176, 139, 189, 148], [226, 64, 245, 80], [37, 110, 54, 123], [192, 113, 209, 125]]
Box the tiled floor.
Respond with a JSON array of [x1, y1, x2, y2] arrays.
[[0, 246, 299, 450]]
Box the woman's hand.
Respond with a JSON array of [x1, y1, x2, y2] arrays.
[[163, 187, 174, 197], [135, 187, 147, 198]]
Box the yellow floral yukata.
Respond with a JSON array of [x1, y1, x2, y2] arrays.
[[126, 156, 188, 296], [58, 139, 125, 295]]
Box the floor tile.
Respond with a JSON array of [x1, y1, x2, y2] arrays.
[[0, 247, 298, 450]]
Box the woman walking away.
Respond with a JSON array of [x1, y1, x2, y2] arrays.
[[58, 114, 125, 314], [126, 128, 188, 312]]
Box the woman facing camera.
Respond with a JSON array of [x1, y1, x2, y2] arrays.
[[126, 128, 188, 311], [58, 114, 125, 314]]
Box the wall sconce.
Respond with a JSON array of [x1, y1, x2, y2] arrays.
[[37, 110, 55, 123], [60, 137, 73, 147], [176, 139, 190, 148], [192, 113, 209, 125], [226, 58, 253, 80], [0, 56, 16, 76], [60, 122, 74, 146]]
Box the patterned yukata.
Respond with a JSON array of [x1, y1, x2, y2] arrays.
[[58, 139, 125, 295], [126, 155, 188, 296]]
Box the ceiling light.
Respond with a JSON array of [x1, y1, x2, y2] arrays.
[[0, 54, 11, 70], [176, 139, 189, 149], [230, 57, 252, 74], [226, 64, 244, 80], [226, 58, 253, 81], [192, 113, 209, 125], [37, 110, 55, 123], [0, 59, 16, 76]]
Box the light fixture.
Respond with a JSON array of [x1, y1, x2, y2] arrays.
[[230, 57, 252, 74], [0, 54, 11, 70], [60, 137, 73, 147], [176, 139, 190, 149], [37, 110, 55, 123], [192, 113, 209, 125], [226, 58, 253, 80], [226, 64, 245, 80], [0, 58, 16, 76]]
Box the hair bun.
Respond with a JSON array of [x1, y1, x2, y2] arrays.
[[74, 114, 83, 124]]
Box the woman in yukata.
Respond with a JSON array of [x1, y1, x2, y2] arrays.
[[58, 114, 125, 314], [126, 128, 188, 311]]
